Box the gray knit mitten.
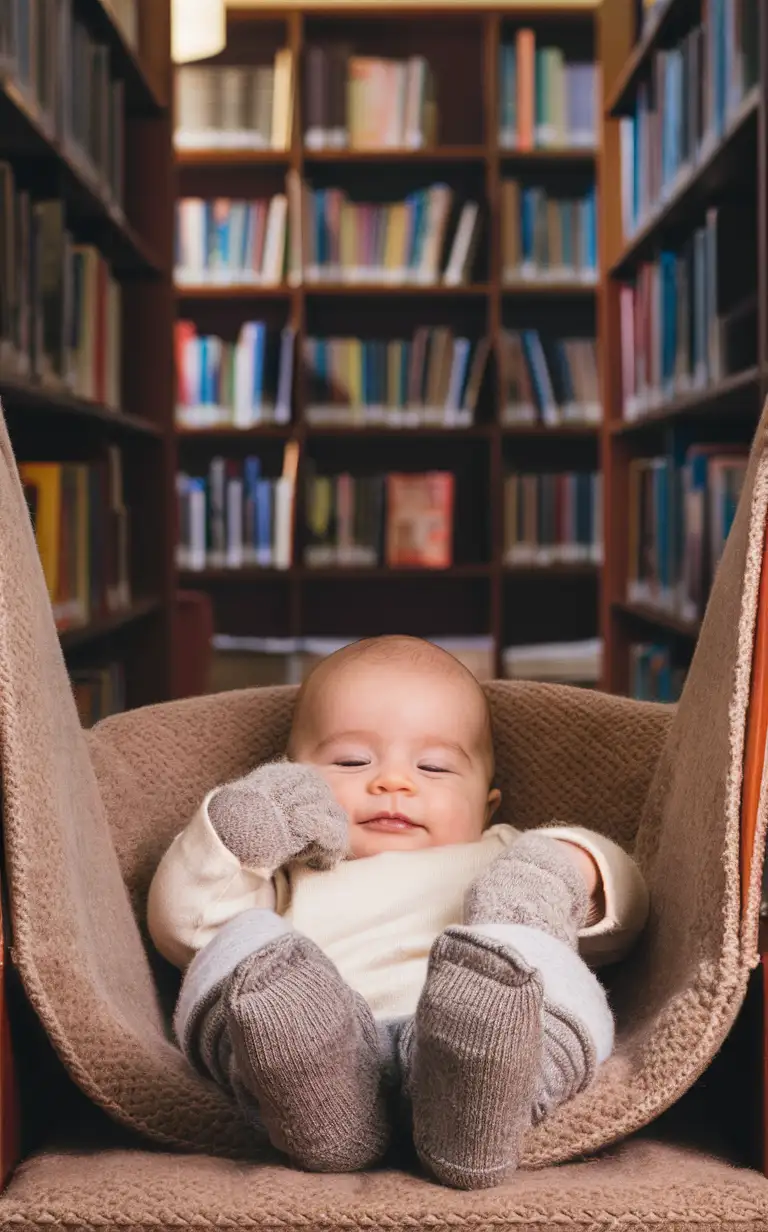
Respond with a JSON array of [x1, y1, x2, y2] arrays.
[[208, 760, 349, 870], [465, 831, 590, 947]]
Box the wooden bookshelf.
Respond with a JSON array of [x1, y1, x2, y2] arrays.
[[174, 3, 601, 680], [0, 1, 175, 716], [599, 0, 764, 698]]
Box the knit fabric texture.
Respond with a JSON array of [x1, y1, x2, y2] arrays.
[[0, 397, 767, 1177]]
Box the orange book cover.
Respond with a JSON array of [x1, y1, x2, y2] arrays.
[[386, 472, 455, 568], [516, 29, 535, 151]]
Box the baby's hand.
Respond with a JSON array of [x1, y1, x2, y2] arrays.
[[208, 760, 349, 871]]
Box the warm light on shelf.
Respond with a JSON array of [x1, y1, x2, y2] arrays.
[[172, 0, 226, 64]]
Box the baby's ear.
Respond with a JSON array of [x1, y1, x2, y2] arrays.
[[485, 787, 501, 825]]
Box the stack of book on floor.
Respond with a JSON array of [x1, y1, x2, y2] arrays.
[[175, 51, 295, 150], [498, 31, 597, 150], [176, 443, 299, 571], [208, 633, 495, 691], [501, 180, 597, 284], [175, 195, 289, 286], [619, 203, 756, 420], [499, 330, 600, 426], [300, 183, 481, 286], [304, 49, 435, 150], [303, 331, 490, 427], [0, 165, 122, 404], [70, 662, 126, 728], [175, 321, 295, 428], [501, 638, 602, 686], [504, 471, 602, 565], [627, 442, 749, 623], [618, 0, 758, 239], [304, 470, 455, 568], [19, 450, 131, 632], [628, 642, 684, 703]]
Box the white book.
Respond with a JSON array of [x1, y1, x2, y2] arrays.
[[273, 476, 294, 569], [417, 185, 453, 284], [404, 57, 427, 148], [261, 195, 287, 284], [188, 484, 207, 572], [443, 201, 479, 286], [233, 325, 256, 428]]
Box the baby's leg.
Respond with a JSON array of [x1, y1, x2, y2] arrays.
[[175, 908, 389, 1172], [404, 834, 613, 1189]]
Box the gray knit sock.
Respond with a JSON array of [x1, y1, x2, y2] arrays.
[[405, 927, 544, 1190], [225, 931, 389, 1172], [464, 832, 612, 1128]]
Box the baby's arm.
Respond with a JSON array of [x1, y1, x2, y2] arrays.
[[147, 760, 348, 969]]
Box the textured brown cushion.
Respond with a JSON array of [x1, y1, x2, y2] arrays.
[[0, 399, 767, 1170], [4, 1128, 768, 1229]]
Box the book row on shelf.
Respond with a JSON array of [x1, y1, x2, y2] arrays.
[[618, 0, 758, 240], [304, 51, 436, 152], [174, 179, 598, 290], [501, 180, 597, 286], [175, 321, 295, 429], [175, 35, 599, 156], [176, 444, 298, 572], [174, 51, 295, 152], [304, 331, 489, 428], [173, 319, 601, 431], [0, 165, 122, 402], [0, 0, 130, 213], [499, 331, 600, 427], [498, 31, 597, 152], [503, 471, 602, 566], [627, 442, 748, 626], [175, 194, 291, 288], [19, 448, 131, 633], [619, 204, 753, 420]]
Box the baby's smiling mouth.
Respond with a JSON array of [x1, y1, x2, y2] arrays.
[[360, 812, 425, 832]]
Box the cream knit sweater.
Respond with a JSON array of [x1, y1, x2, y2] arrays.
[[148, 791, 649, 1020]]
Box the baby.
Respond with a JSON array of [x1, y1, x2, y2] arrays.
[[148, 635, 648, 1189]]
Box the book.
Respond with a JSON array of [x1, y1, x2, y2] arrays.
[[499, 32, 597, 150], [386, 472, 454, 568], [175, 195, 289, 286], [176, 445, 297, 571], [0, 163, 122, 406], [19, 448, 131, 631], [303, 48, 435, 151], [303, 330, 490, 428], [503, 471, 602, 565], [298, 182, 479, 285], [619, 0, 758, 241], [620, 204, 756, 420], [174, 50, 294, 151], [501, 178, 597, 283], [175, 321, 295, 428], [499, 330, 600, 426]]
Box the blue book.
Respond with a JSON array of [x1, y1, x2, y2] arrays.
[[251, 323, 266, 413], [254, 478, 273, 567]]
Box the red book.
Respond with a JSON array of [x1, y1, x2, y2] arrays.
[[386, 472, 455, 568]]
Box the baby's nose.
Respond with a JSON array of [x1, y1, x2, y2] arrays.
[[371, 767, 414, 793]]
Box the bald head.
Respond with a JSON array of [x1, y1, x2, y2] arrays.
[[288, 635, 495, 778]]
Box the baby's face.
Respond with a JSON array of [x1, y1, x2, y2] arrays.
[[290, 659, 499, 859]]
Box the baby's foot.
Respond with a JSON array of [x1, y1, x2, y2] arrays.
[[406, 927, 544, 1190], [225, 932, 389, 1172]]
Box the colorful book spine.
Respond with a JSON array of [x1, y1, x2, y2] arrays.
[[503, 471, 602, 566], [175, 321, 295, 429], [501, 179, 597, 284], [175, 50, 294, 152], [175, 195, 288, 286], [499, 331, 600, 427], [499, 33, 596, 151]]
